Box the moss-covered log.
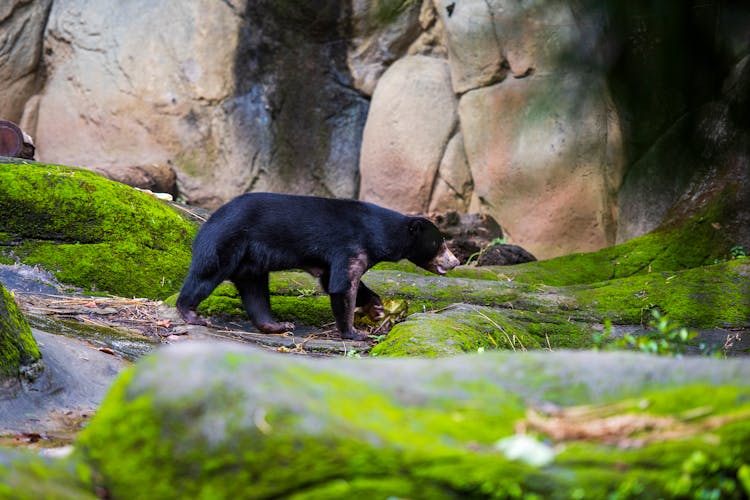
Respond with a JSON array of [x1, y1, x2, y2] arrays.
[[61, 344, 750, 499], [0, 159, 198, 299]]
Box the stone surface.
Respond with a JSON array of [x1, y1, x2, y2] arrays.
[[357, 0, 626, 257], [427, 132, 473, 212], [360, 55, 457, 213], [0, 0, 52, 123], [90, 164, 178, 197], [460, 73, 622, 258], [32, 0, 242, 207], [27, 0, 368, 209], [0, 329, 126, 434], [347, 0, 423, 96], [476, 244, 536, 266]]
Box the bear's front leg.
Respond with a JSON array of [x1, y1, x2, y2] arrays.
[[355, 282, 385, 321], [330, 293, 368, 341], [328, 253, 370, 341]]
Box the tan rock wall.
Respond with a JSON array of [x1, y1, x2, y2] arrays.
[[4, 0, 634, 257], [360, 0, 625, 258]]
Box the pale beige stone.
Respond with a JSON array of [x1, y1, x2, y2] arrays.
[[360, 55, 457, 213], [461, 74, 621, 258]]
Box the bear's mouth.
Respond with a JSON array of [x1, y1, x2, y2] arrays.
[[425, 244, 460, 275]]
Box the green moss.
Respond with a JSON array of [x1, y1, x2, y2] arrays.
[[372, 305, 593, 357], [453, 195, 741, 287], [0, 284, 41, 380], [0, 449, 96, 499], [72, 347, 750, 499], [0, 160, 198, 299], [76, 349, 531, 499], [569, 259, 750, 327]]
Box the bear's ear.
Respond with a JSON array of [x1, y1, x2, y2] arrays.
[[408, 218, 425, 235]]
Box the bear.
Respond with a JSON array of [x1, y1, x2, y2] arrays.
[[176, 192, 460, 341]]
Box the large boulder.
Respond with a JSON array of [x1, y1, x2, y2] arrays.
[[30, 0, 243, 207], [459, 74, 622, 257], [69, 343, 750, 498], [0, 159, 197, 299], [360, 55, 458, 213]]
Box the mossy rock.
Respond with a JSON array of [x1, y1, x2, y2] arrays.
[[0, 449, 95, 500], [0, 283, 42, 385], [366, 259, 748, 356], [568, 258, 750, 328], [371, 304, 593, 357], [69, 344, 750, 498], [451, 193, 743, 287], [164, 259, 748, 354], [0, 159, 198, 299]]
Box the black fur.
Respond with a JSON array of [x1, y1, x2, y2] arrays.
[[176, 192, 457, 340]]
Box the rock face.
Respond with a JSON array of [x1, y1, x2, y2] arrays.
[[25, 0, 368, 209], [360, 0, 625, 258], [3, 0, 748, 257], [359, 55, 457, 213], [0, 0, 52, 124]]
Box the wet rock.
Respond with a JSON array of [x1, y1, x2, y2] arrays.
[[90, 163, 178, 198], [430, 211, 503, 263], [477, 244, 537, 266]]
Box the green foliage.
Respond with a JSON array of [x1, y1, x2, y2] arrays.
[[730, 245, 746, 259], [595, 310, 701, 357]]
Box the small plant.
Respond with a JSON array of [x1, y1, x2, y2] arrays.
[[730, 245, 746, 259], [295, 287, 317, 298], [599, 310, 698, 357], [466, 237, 508, 266]]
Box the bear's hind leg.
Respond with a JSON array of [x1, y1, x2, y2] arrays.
[[234, 272, 294, 334], [176, 273, 224, 326]]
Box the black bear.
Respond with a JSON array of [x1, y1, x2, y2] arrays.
[[176, 192, 460, 340]]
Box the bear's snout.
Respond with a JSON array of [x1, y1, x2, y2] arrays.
[[427, 243, 460, 275]]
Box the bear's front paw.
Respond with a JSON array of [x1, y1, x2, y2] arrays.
[[257, 321, 295, 334], [341, 329, 369, 341]]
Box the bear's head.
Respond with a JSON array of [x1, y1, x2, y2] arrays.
[[406, 218, 460, 275]]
